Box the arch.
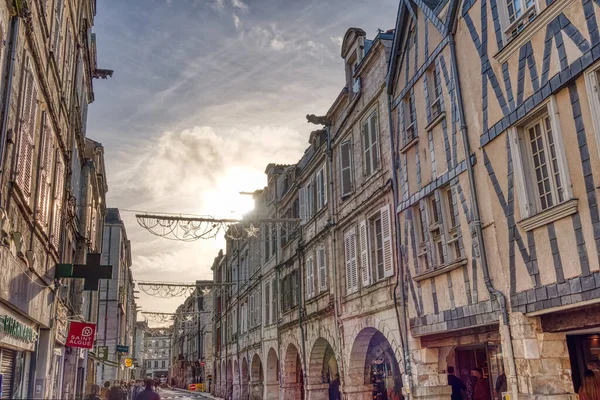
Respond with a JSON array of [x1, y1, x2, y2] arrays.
[[234, 359, 240, 383], [251, 353, 264, 383], [227, 359, 233, 381], [241, 357, 250, 400], [283, 343, 304, 400], [221, 360, 226, 383], [308, 337, 339, 385], [348, 327, 403, 398], [266, 347, 279, 383], [341, 27, 367, 58]]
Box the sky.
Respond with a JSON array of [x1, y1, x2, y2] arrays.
[[87, 0, 399, 321]]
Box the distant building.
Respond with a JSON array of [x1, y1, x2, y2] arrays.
[[133, 321, 148, 379], [96, 208, 136, 383], [145, 328, 171, 381]]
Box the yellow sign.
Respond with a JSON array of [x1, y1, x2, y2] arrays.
[[124, 358, 133, 368]]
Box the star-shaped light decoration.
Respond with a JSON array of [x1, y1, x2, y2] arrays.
[[245, 224, 259, 238]]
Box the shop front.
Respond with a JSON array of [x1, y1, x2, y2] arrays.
[[0, 303, 39, 399]]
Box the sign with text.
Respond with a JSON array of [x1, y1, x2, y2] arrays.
[[97, 346, 108, 360], [116, 345, 129, 353], [66, 322, 96, 349]]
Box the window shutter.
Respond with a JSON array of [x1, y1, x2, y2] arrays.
[[318, 247, 327, 291], [340, 141, 353, 197], [17, 68, 38, 202], [381, 204, 394, 278], [316, 169, 323, 209], [308, 257, 315, 299], [362, 121, 371, 176], [370, 114, 379, 170], [299, 187, 307, 224], [265, 283, 270, 325], [36, 116, 54, 228], [271, 278, 277, 324], [51, 154, 65, 249], [344, 228, 358, 293], [52, 0, 64, 65], [359, 220, 371, 287]]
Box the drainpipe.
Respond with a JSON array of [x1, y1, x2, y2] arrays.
[[386, 93, 412, 388], [297, 244, 307, 400], [0, 16, 18, 206], [325, 125, 346, 391], [448, 36, 518, 398]]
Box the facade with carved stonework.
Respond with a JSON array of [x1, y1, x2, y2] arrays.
[[387, 0, 600, 396]]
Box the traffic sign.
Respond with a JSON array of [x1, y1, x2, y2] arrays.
[[116, 345, 129, 353], [200, 361, 205, 366], [189, 384, 196, 391], [124, 358, 133, 368]]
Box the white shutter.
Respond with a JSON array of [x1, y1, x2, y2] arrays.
[[17, 66, 38, 202], [308, 178, 315, 218], [359, 220, 371, 287], [306, 256, 314, 299], [344, 228, 358, 293], [316, 169, 323, 209], [51, 154, 65, 249], [381, 204, 394, 277], [299, 187, 307, 224], [340, 141, 353, 197], [363, 120, 372, 176], [321, 166, 327, 206], [318, 247, 327, 291]]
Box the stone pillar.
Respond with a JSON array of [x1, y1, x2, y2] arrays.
[[341, 383, 372, 400], [282, 382, 302, 400], [411, 386, 453, 400], [251, 382, 264, 400], [264, 382, 279, 400], [505, 312, 577, 400], [241, 382, 249, 399], [306, 383, 328, 400]]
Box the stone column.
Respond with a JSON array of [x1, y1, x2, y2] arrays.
[[341, 383, 372, 400], [411, 386, 453, 400], [306, 383, 328, 400], [264, 382, 279, 400], [282, 382, 302, 400], [505, 313, 577, 400]]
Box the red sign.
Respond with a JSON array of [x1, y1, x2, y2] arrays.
[[66, 322, 96, 349], [189, 384, 196, 391], [200, 361, 205, 366]]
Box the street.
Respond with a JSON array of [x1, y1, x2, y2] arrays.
[[158, 388, 214, 399]]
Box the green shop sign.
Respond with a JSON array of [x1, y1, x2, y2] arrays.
[[0, 315, 38, 344]]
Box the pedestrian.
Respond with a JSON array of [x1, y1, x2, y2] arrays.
[[85, 384, 103, 400], [473, 368, 491, 400], [387, 379, 403, 400], [101, 381, 111, 400], [494, 372, 507, 400], [133, 380, 144, 400], [328, 373, 341, 400], [108, 384, 124, 400], [579, 369, 600, 400], [136, 378, 161, 400], [447, 366, 466, 400], [466, 369, 478, 400]]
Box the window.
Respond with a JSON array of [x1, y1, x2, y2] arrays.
[[344, 228, 358, 294], [52, 0, 64, 65], [271, 278, 277, 324], [265, 282, 270, 325], [317, 247, 327, 292], [428, 66, 443, 119], [161, 361, 166, 368], [306, 255, 315, 299], [584, 65, 600, 159], [147, 361, 151, 368], [413, 205, 430, 273], [363, 111, 380, 177], [509, 98, 571, 219], [428, 196, 445, 266], [36, 114, 55, 229], [16, 59, 39, 204], [360, 205, 394, 287], [404, 95, 416, 142], [316, 166, 327, 210], [502, 0, 536, 41], [154, 361, 158, 368], [340, 140, 353, 197]]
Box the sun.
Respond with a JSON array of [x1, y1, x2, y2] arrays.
[[201, 167, 264, 218]]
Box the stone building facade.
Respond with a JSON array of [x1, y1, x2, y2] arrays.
[[0, 0, 109, 399], [96, 208, 137, 383], [145, 327, 171, 381]]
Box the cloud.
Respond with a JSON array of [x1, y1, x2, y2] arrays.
[[233, 14, 241, 30], [270, 38, 285, 51], [330, 36, 343, 47], [231, 0, 248, 11]]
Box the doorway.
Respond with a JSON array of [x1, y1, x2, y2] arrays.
[[567, 333, 600, 392], [454, 344, 504, 400]]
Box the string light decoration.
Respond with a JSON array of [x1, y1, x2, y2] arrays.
[[136, 280, 252, 298], [135, 213, 300, 242], [142, 311, 211, 324]]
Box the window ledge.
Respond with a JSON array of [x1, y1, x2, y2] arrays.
[[495, 0, 574, 64], [519, 198, 578, 231], [425, 111, 446, 132], [413, 257, 467, 282], [400, 136, 419, 154]]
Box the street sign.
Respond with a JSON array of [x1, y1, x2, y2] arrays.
[[189, 384, 196, 391], [200, 361, 205, 366], [97, 346, 108, 360], [66, 322, 96, 349], [116, 345, 129, 353]]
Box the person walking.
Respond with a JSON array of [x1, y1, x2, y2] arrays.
[[579, 369, 600, 400], [85, 384, 103, 400], [328, 373, 341, 400], [447, 366, 467, 400], [100, 382, 111, 400], [473, 368, 491, 400], [466, 369, 479, 400], [136, 379, 161, 400]]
